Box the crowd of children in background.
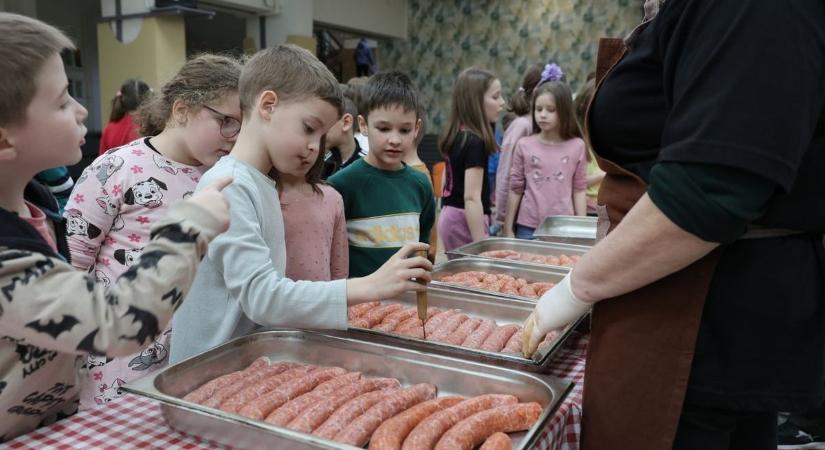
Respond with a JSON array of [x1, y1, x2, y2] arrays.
[[0, 10, 603, 442]]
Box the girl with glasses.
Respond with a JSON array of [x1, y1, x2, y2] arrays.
[[64, 53, 242, 410]]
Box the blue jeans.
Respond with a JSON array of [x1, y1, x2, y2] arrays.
[[515, 224, 535, 240]]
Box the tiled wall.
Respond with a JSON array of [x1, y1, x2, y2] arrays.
[[381, 0, 643, 130]]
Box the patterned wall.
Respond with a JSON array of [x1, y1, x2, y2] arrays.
[[381, 0, 643, 131]]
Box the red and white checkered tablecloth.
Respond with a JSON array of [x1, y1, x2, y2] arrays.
[[3, 334, 588, 450]]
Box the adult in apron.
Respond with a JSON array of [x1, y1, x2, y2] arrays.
[[522, 1, 825, 449]]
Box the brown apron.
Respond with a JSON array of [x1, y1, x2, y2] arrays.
[[580, 37, 723, 450]]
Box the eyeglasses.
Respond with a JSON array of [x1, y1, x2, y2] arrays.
[[203, 105, 241, 138]]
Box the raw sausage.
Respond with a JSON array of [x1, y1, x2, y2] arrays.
[[479, 432, 512, 450], [368, 396, 463, 450], [479, 325, 519, 352], [183, 357, 269, 404], [288, 378, 400, 434], [219, 365, 313, 413], [361, 304, 405, 328], [501, 328, 524, 354], [264, 372, 362, 425], [428, 313, 467, 341], [238, 367, 346, 420], [374, 308, 419, 332], [313, 388, 399, 439], [334, 383, 437, 447], [461, 319, 497, 349], [401, 394, 518, 450], [443, 318, 480, 345], [433, 402, 542, 450], [202, 362, 304, 408], [349, 301, 381, 319]]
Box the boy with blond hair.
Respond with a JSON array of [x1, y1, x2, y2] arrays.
[[170, 45, 431, 363], [0, 13, 231, 441]]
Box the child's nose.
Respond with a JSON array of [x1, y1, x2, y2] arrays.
[[75, 99, 88, 123]]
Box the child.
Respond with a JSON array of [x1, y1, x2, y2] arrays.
[[322, 96, 366, 178], [494, 63, 545, 233], [503, 69, 587, 240], [99, 78, 151, 154], [65, 54, 242, 409], [404, 106, 438, 262], [280, 139, 348, 281], [0, 13, 230, 441], [346, 76, 371, 151], [437, 67, 505, 251], [328, 71, 436, 277], [33, 166, 74, 213], [170, 46, 431, 363], [573, 78, 605, 215]]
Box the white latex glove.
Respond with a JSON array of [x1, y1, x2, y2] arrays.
[[523, 271, 592, 356]]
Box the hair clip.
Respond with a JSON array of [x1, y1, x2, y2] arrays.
[[539, 63, 564, 85], [518, 86, 525, 93]]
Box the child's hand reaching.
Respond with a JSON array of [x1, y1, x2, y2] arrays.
[[347, 242, 433, 304], [184, 176, 233, 232]]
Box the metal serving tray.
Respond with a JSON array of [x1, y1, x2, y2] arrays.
[[431, 257, 569, 302], [335, 287, 586, 374], [534, 215, 597, 246], [447, 237, 590, 270], [123, 330, 572, 450]]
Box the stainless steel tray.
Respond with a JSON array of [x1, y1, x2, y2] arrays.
[[335, 287, 586, 374], [534, 215, 597, 246], [123, 330, 572, 450], [447, 237, 590, 270], [432, 257, 569, 302]]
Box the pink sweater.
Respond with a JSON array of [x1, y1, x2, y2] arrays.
[[280, 184, 349, 281], [494, 116, 533, 224], [509, 135, 587, 228]]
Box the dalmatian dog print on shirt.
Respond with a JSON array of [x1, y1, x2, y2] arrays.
[[124, 178, 167, 209]]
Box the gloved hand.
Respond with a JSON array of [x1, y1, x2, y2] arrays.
[[523, 271, 592, 357]]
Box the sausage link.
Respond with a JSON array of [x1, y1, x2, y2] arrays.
[[219, 365, 313, 413], [264, 372, 362, 425], [401, 394, 518, 450], [202, 362, 304, 408], [313, 388, 399, 439], [429, 313, 468, 341], [183, 357, 269, 404], [461, 319, 497, 349], [288, 378, 400, 434], [501, 327, 524, 354], [368, 396, 463, 450], [374, 308, 419, 332], [349, 301, 382, 319], [479, 432, 512, 450], [479, 325, 519, 352], [443, 318, 480, 345], [237, 367, 347, 420], [334, 384, 437, 447], [433, 402, 542, 450]]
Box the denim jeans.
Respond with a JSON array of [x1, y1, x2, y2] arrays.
[[515, 224, 535, 240]]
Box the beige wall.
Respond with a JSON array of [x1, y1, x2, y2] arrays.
[[97, 16, 186, 129], [313, 0, 407, 39]]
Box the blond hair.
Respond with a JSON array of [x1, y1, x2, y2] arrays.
[[135, 53, 242, 136], [0, 13, 74, 126], [239, 44, 342, 117]]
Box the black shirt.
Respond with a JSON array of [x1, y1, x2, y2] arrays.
[[590, 0, 825, 232], [589, 0, 825, 411], [322, 138, 365, 180], [442, 132, 491, 215]]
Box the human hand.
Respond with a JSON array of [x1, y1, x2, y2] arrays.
[[185, 176, 233, 232], [348, 242, 433, 303], [523, 271, 591, 357]]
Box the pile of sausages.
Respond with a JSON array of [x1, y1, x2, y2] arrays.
[[348, 302, 560, 355], [436, 271, 556, 299], [478, 250, 580, 267], [182, 357, 542, 449]]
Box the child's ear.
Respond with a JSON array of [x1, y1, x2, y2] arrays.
[[0, 128, 18, 161], [357, 115, 368, 136], [171, 98, 189, 126], [415, 118, 423, 140], [259, 90, 279, 121], [341, 113, 354, 133]]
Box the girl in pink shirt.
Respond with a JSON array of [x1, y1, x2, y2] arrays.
[[64, 54, 242, 409], [280, 146, 348, 281], [503, 66, 587, 240]]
